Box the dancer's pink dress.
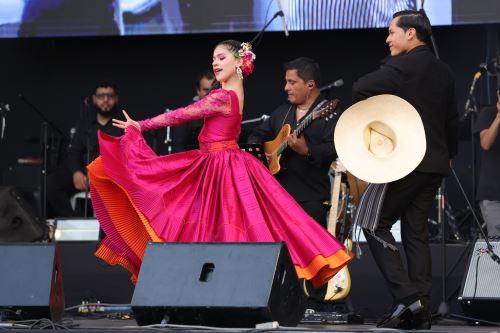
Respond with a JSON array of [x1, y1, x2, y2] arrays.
[[88, 88, 352, 287]]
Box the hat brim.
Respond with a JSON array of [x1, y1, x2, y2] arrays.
[[334, 94, 426, 184]]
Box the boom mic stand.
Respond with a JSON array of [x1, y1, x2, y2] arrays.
[[416, 1, 481, 325], [84, 127, 91, 217], [81, 99, 92, 218], [19, 94, 67, 225], [428, 15, 500, 326], [250, 9, 287, 47]]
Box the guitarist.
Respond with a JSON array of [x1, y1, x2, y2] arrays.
[[248, 57, 339, 306]]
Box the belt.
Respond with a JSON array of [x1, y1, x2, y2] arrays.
[[199, 140, 239, 152]]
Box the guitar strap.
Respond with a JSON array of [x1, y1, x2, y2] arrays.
[[281, 98, 329, 130], [280, 104, 294, 129]]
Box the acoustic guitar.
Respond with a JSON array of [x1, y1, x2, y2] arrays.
[[323, 160, 352, 301], [264, 99, 339, 175], [303, 159, 352, 301]]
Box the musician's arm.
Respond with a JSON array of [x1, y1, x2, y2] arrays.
[[304, 119, 336, 168], [352, 60, 403, 103]]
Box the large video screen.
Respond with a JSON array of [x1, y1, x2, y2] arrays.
[[0, 0, 499, 38]]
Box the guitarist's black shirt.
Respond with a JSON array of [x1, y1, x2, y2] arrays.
[[247, 95, 338, 203]]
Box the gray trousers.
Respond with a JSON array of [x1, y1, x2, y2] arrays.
[[479, 200, 500, 237]]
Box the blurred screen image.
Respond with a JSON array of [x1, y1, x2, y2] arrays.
[[0, 0, 497, 38]]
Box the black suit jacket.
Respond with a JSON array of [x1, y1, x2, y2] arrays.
[[352, 45, 458, 176]]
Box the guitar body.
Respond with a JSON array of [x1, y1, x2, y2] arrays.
[[263, 99, 339, 175], [324, 239, 352, 301], [264, 124, 291, 175], [303, 160, 352, 302]]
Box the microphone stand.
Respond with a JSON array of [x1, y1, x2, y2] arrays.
[[417, 1, 469, 325], [84, 127, 91, 218], [40, 122, 48, 223], [464, 92, 479, 208], [19, 94, 67, 139], [421, 4, 459, 324], [19, 94, 68, 225], [250, 10, 286, 47], [81, 100, 92, 218], [422, 0, 498, 324]]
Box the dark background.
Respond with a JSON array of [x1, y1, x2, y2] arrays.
[[0, 23, 498, 220]]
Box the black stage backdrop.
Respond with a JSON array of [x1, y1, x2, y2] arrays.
[[0, 24, 498, 214]]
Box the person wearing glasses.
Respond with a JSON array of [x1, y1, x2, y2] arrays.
[[46, 81, 124, 218]]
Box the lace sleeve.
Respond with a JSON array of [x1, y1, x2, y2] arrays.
[[138, 89, 231, 132]]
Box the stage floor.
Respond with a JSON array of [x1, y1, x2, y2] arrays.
[[3, 241, 498, 332], [6, 315, 498, 333], [58, 241, 476, 321]]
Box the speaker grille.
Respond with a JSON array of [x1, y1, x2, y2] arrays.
[[461, 240, 500, 299], [0, 186, 45, 242]]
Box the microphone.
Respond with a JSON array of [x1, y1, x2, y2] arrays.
[[0, 102, 10, 112], [80, 96, 91, 120], [0, 103, 9, 140], [276, 0, 289, 37], [68, 127, 77, 149], [241, 114, 270, 125], [464, 72, 481, 111], [319, 79, 344, 92], [164, 108, 172, 148], [469, 72, 481, 95]]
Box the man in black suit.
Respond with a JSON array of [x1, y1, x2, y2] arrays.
[[352, 10, 458, 329]]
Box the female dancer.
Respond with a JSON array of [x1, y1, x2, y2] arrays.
[[88, 40, 351, 286]]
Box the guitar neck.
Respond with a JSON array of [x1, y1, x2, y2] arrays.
[[276, 112, 315, 155], [275, 99, 332, 155], [295, 113, 314, 135], [327, 171, 342, 236]]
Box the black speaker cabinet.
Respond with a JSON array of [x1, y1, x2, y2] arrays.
[[131, 242, 306, 327], [458, 239, 500, 322], [0, 186, 46, 242], [0, 243, 65, 321]]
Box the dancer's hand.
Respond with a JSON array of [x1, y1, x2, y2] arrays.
[[112, 110, 141, 131]]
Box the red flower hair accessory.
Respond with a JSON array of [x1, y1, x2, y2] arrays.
[[236, 42, 256, 77]]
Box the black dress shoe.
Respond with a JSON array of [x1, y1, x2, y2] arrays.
[[377, 299, 424, 328], [397, 308, 431, 330], [411, 309, 432, 330]]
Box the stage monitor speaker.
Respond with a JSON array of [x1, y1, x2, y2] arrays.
[[0, 243, 65, 321], [131, 242, 306, 327], [0, 186, 46, 242], [458, 239, 500, 322]]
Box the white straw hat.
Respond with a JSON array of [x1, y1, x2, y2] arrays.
[[334, 94, 426, 184]]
